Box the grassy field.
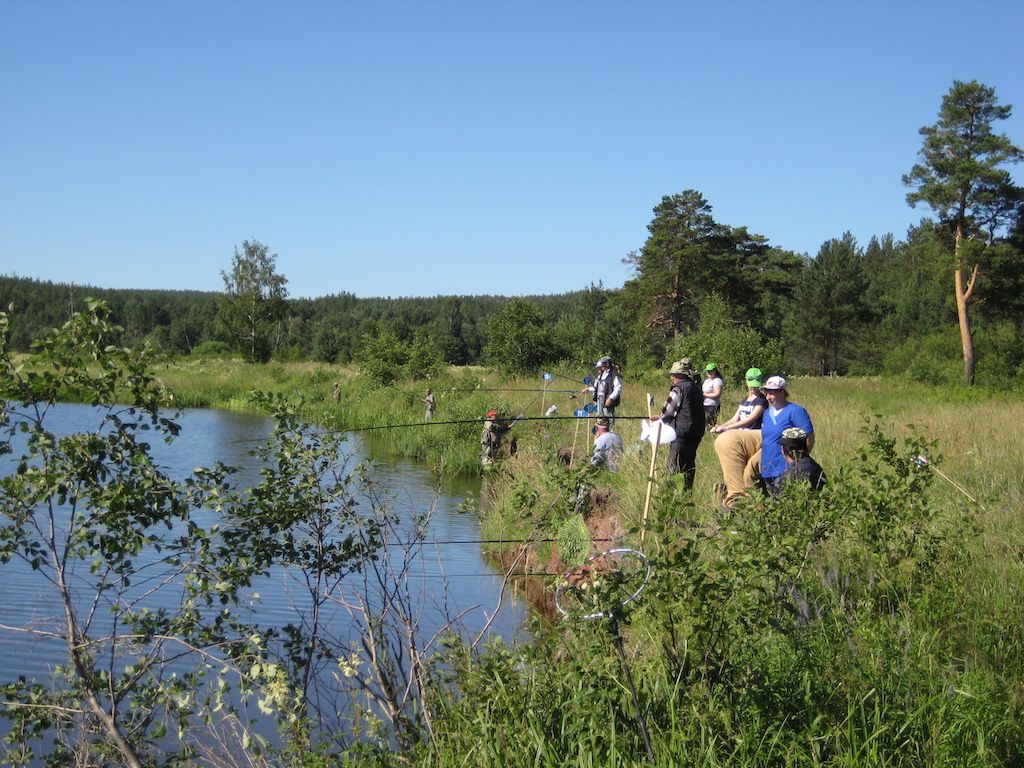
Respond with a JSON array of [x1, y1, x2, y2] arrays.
[[150, 358, 1024, 766]]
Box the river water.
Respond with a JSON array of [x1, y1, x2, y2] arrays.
[[0, 404, 528, 713]]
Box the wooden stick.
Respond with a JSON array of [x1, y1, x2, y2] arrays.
[[641, 393, 660, 546]]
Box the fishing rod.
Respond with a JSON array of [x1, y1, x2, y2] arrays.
[[345, 413, 652, 433], [334, 362, 423, 405], [913, 455, 978, 503], [542, 370, 595, 386], [227, 413, 655, 445], [445, 388, 581, 394]]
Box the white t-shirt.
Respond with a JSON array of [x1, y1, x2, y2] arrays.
[[702, 376, 724, 407]]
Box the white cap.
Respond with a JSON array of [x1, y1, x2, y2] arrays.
[[762, 375, 787, 391]]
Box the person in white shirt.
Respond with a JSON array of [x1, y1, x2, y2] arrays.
[[702, 363, 724, 428]]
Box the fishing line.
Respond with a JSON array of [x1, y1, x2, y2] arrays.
[[445, 388, 581, 394], [345, 414, 652, 433], [386, 536, 614, 547], [542, 370, 594, 386], [226, 414, 654, 445], [555, 548, 655, 763]]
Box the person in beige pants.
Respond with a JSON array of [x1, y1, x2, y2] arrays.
[[711, 367, 768, 508], [713, 429, 762, 508]]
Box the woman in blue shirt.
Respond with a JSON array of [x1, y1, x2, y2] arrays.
[[759, 375, 814, 491]]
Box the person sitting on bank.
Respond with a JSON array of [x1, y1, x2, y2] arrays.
[[590, 416, 624, 471], [760, 376, 815, 494], [481, 410, 511, 466], [711, 367, 768, 509], [779, 426, 826, 491]]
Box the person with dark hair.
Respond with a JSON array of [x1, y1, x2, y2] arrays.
[[702, 363, 724, 428], [779, 427, 826, 491], [711, 367, 768, 508], [652, 358, 705, 488]]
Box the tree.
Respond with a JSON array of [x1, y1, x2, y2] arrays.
[[903, 80, 1023, 384], [218, 240, 289, 363], [785, 233, 869, 375], [624, 190, 731, 338], [483, 299, 557, 375], [0, 302, 268, 765]]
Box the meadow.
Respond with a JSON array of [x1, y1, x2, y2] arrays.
[[149, 357, 1024, 766]]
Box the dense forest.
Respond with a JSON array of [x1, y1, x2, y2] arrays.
[[3, 80, 1022, 388]]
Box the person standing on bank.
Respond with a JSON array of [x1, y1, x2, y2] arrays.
[[702, 363, 724, 428], [583, 356, 623, 426], [480, 410, 511, 467], [652, 358, 705, 489], [590, 417, 624, 471], [759, 376, 814, 493], [421, 388, 436, 422]]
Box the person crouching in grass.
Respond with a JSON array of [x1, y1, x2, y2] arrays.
[[779, 426, 826, 492]]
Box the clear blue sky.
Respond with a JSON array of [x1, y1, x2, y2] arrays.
[[2, 2, 1022, 299]]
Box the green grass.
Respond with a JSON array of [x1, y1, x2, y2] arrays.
[[147, 359, 1024, 766]]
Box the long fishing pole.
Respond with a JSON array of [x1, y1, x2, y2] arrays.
[[334, 361, 423, 405], [543, 370, 594, 386], [345, 414, 652, 433], [445, 388, 581, 394], [913, 455, 978, 503]]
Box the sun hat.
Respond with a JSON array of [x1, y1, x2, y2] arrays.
[[668, 359, 694, 376], [705, 362, 718, 371], [762, 375, 788, 391], [744, 367, 763, 387], [780, 426, 809, 448], [595, 417, 611, 428], [594, 356, 612, 367]]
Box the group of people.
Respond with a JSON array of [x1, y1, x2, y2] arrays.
[[479, 355, 825, 503], [581, 357, 826, 503], [709, 367, 825, 505]]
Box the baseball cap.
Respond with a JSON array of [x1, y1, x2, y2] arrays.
[[762, 375, 787, 391], [744, 367, 763, 387]]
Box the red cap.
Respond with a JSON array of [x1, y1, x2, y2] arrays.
[[486, 410, 498, 419]]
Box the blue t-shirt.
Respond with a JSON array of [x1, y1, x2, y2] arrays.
[[760, 402, 814, 480]]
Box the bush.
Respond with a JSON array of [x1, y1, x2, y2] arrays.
[[192, 339, 235, 357], [668, 294, 785, 383]]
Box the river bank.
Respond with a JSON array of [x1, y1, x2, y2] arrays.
[[132, 357, 1024, 765]]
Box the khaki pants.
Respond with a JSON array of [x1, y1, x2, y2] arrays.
[[713, 429, 762, 507]]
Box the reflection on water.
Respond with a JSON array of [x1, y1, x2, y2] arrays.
[[0, 404, 527, 693]]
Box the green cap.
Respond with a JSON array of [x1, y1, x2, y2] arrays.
[[705, 362, 718, 371], [744, 367, 763, 387]]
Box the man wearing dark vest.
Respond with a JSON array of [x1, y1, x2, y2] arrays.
[[653, 358, 705, 489]]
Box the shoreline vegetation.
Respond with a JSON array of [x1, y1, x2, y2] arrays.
[[4, 330, 1024, 765], [151, 357, 1024, 765]]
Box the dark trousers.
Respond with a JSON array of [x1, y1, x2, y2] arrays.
[[667, 432, 703, 489], [704, 404, 720, 428]]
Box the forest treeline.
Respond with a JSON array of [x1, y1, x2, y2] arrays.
[[3, 79, 1022, 388], [3, 209, 1022, 388]]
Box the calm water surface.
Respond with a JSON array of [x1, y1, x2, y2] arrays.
[[0, 405, 528, 685]]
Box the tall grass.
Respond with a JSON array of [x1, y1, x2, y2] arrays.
[[149, 360, 1024, 766]]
